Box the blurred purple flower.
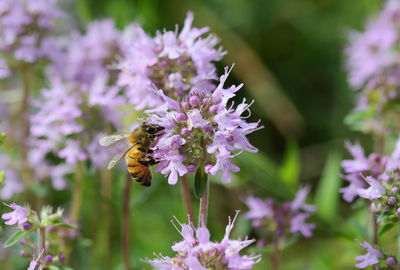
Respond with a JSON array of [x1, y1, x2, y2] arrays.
[[146, 66, 260, 184], [290, 213, 315, 238], [355, 239, 383, 268], [144, 211, 261, 269], [243, 186, 316, 240], [0, 0, 64, 68], [0, 154, 24, 200], [117, 11, 224, 109], [357, 176, 384, 200], [27, 249, 43, 270], [2, 203, 28, 226], [29, 20, 127, 189]]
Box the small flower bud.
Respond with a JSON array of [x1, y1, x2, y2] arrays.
[[20, 238, 26, 246], [209, 105, 218, 114], [393, 187, 399, 194], [204, 125, 212, 133], [396, 208, 400, 216], [45, 255, 53, 263], [22, 222, 32, 230], [252, 219, 262, 228], [182, 128, 190, 136], [189, 96, 199, 107], [387, 257, 396, 265], [177, 57, 185, 64], [385, 206, 391, 211], [204, 164, 213, 174], [19, 250, 25, 257], [181, 101, 189, 109], [176, 113, 187, 121], [282, 202, 291, 212], [160, 61, 167, 67], [187, 164, 196, 173], [59, 254, 66, 262], [388, 196, 397, 205], [226, 135, 234, 142]]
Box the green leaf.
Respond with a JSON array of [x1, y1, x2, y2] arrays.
[[377, 212, 390, 224], [49, 266, 74, 270], [315, 150, 342, 222], [0, 132, 5, 145], [50, 221, 78, 229], [379, 222, 395, 236], [194, 166, 207, 199], [278, 140, 300, 187], [4, 230, 29, 248]]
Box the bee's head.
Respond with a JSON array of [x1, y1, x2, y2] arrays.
[[142, 123, 165, 134]]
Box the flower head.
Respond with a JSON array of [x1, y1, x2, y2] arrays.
[[117, 11, 224, 109], [2, 202, 28, 226], [144, 211, 261, 269], [0, 0, 64, 71], [243, 186, 316, 241], [355, 239, 383, 268], [146, 66, 261, 184]]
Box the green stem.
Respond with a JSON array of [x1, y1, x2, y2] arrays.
[[180, 175, 195, 224], [271, 236, 280, 270], [122, 173, 132, 270], [20, 66, 31, 186], [198, 178, 209, 227], [70, 161, 84, 223]]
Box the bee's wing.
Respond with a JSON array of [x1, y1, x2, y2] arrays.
[[99, 134, 130, 147], [107, 143, 137, 170]]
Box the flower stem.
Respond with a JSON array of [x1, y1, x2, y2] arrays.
[[198, 178, 209, 227], [37, 227, 45, 256], [271, 237, 280, 270], [70, 161, 84, 223], [373, 213, 379, 245], [20, 65, 31, 186], [180, 175, 194, 224], [122, 173, 132, 270]]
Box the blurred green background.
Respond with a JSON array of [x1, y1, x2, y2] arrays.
[[2, 0, 388, 269]]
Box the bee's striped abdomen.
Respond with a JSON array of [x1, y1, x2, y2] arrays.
[[125, 147, 152, 186]]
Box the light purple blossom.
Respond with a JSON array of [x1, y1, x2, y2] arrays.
[[0, 154, 24, 200], [0, 0, 64, 67], [144, 211, 261, 269], [290, 213, 315, 238], [355, 239, 383, 268], [357, 176, 384, 200], [117, 11, 224, 110], [243, 186, 316, 240], [27, 249, 43, 270], [29, 20, 127, 189], [146, 66, 260, 184], [2, 203, 28, 226]]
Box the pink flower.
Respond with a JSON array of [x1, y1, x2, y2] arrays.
[[144, 211, 261, 269], [357, 176, 384, 200], [355, 239, 383, 268], [290, 213, 315, 238], [2, 203, 28, 226]]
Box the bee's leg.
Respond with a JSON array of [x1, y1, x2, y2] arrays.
[[138, 156, 159, 166], [147, 149, 154, 154]]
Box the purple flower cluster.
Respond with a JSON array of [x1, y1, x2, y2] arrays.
[[145, 66, 260, 184], [2, 203, 74, 268], [0, 154, 24, 200], [0, 0, 64, 77], [243, 186, 316, 241], [29, 20, 127, 189], [345, 0, 400, 134], [117, 11, 224, 110], [340, 139, 400, 215], [144, 211, 261, 269]]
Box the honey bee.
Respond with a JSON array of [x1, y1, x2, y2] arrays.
[[99, 123, 164, 186]]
